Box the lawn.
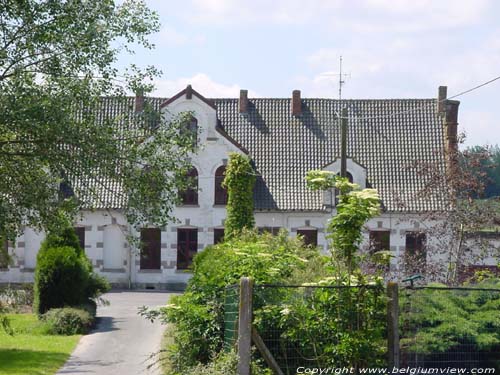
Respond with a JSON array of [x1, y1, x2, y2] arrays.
[[0, 314, 81, 375]]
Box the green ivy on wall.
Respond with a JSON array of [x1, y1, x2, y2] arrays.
[[223, 153, 256, 239]]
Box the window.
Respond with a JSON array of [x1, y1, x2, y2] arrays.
[[213, 228, 225, 244], [0, 240, 8, 269], [334, 172, 354, 205], [140, 228, 161, 270], [181, 116, 198, 146], [177, 228, 198, 269], [405, 231, 427, 264], [297, 229, 318, 247], [74, 227, 85, 250], [179, 168, 198, 205], [369, 231, 390, 254], [258, 227, 281, 236], [214, 166, 228, 205]]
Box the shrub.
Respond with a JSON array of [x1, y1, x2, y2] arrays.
[[43, 307, 93, 335], [158, 230, 323, 372], [33, 222, 110, 315], [181, 350, 272, 375], [34, 246, 90, 314]]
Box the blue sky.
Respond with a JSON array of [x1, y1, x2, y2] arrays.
[[117, 0, 500, 147]]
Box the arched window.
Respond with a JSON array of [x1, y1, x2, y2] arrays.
[[214, 165, 228, 205], [181, 116, 198, 146], [180, 167, 198, 205]]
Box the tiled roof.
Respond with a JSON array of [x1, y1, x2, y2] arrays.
[[76, 96, 448, 212]]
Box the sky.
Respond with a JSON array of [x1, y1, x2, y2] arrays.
[[116, 0, 500, 147]]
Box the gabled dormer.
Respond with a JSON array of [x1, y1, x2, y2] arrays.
[[160, 85, 248, 154], [321, 158, 367, 208]]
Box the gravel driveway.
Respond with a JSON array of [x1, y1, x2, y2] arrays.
[[57, 291, 174, 375]]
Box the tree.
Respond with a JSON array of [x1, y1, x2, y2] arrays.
[[222, 153, 256, 239], [463, 145, 500, 198], [406, 143, 500, 284], [0, 0, 195, 246]]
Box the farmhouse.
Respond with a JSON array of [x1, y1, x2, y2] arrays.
[[1, 85, 462, 288]]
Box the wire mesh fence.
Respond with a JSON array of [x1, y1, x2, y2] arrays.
[[251, 284, 388, 374], [223, 284, 239, 352], [400, 286, 500, 371]]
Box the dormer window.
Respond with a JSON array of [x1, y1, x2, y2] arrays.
[[214, 165, 228, 205], [180, 167, 198, 205]]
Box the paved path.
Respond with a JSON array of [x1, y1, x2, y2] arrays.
[[58, 291, 174, 375]]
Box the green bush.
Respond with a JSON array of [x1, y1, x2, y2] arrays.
[[34, 246, 90, 314], [159, 230, 323, 373], [34, 223, 110, 315], [181, 351, 272, 375], [43, 307, 93, 335]]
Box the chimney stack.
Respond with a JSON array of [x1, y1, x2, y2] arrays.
[[291, 90, 301, 116], [134, 89, 144, 113], [438, 86, 447, 114], [239, 89, 248, 113]]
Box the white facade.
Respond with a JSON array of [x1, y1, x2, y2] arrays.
[[0, 91, 449, 288]]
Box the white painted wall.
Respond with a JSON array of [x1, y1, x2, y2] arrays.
[[24, 228, 43, 269], [103, 224, 124, 270]]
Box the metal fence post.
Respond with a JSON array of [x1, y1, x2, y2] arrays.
[[238, 277, 253, 375], [387, 282, 400, 369]]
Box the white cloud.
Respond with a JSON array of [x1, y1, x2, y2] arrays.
[[186, 0, 491, 31], [156, 25, 206, 46], [152, 73, 259, 98], [188, 0, 342, 26]]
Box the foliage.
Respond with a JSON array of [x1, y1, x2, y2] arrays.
[[306, 171, 381, 276], [148, 172, 385, 373], [34, 246, 90, 315], [146, 230, 319, 373], [408, 142, 500, 284], [180, 350, 272, 375], [400, 279, 500, 356], [463, 145, 500, 198], [34, 222, 110, 315], [254, 279, 387, 369], [0, 0, 195, 242], [222, 153, 256, 239], [43, 307, 93, 335], [0, 313, 80, 375]]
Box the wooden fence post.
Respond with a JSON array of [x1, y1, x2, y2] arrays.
[[387, 282, 400, 369], [238, 277, 253, 375]]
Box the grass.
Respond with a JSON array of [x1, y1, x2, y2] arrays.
[[160, 325, 175, 375], [0, 313, 81, 375]]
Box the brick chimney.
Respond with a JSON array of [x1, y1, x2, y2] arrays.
[[291, 90, 301, 116], [186, 84, 193, 99], [445, 100, 459, 155], [441, 84, 460, 176], [438, 86, 447, 114], [134, 89, 144, 113], [239, 89, 248, 113]]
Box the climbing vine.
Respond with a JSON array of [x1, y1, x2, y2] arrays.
[[223, 153, 256, 239], [306, 170, 381, 277]]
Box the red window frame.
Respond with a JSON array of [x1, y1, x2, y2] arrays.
[[297, 229, 318, 247], [369, 230, 390, 254], [140, 228, 161, 270], [180, 168, 198, 205], [177, 228, 198, 270], [214, 166, 228, 205], [213, 228, 225, 244], [74, 227, 85, 251]]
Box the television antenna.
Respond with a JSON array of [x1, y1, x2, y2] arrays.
[[319, 56, 351, 101]]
